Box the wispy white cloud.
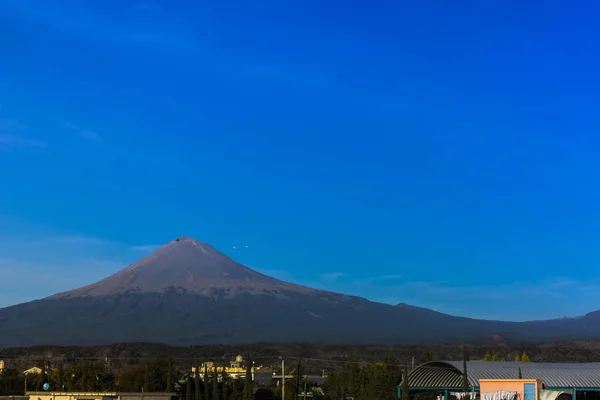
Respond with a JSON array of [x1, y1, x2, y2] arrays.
[[43, 235, 108, 245], [0, 133, 46, 150], [0, 117, 46, 151], [132, 244, 161, 252], [63, 122, 102, 141], [0, 256, 123, 307], [1, 1, 329, 92], [0, 118, 26, 131], [393, 277, 598, 301], [378, 274, 402, 280], [0, 229, 146, 307], [319, 272, 347, 281]]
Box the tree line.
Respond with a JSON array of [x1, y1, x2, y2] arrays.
[[324, 350, 403, 400], [0, 357, 258, 400], [185, 359, 254, 400], [480, 351, 531, 362], [0, 346, 569, 400]]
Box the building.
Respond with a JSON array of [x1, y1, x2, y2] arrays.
[[25, 392, 176, 400], [24, 367, 43, 375], [190, 355, 261, 379], [400, 361, 600, 400]]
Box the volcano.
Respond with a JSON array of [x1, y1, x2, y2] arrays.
[[51, 237, 324, 299], [1, 237, 600, 347]]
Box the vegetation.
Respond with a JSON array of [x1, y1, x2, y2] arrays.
[[462, 348, 469, 392], [1, 341, 599, 398], [326, 350, 401, 400], [401, 364, 410, 400], [243, 357, 253, 400], [0, 368, 25, 396], [194, 361, 202, 400]]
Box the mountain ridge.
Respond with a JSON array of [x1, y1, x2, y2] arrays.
[[1, 237, 599, 347], [50, 236, 341, 301]]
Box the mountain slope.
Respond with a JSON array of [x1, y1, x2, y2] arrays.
[[51, 237, 327, 299], [0, 237, 599, 347]]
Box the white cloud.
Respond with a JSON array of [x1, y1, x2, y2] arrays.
[[378, 274, 402, 280], [319, 272, 347, 281], [0, 229, 152, 307], [0, 133, 46, 150], [0, 257, 123, 307], [132, 244, 161, 252], [0, 118, 26, 131], [392, 277, 600, 302], [0, 117, 46, 151], [63, 122, 102, 141], [44, 235, 108, 245]]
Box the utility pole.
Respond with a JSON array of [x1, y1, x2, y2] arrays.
[[303, 381, 307, 400], [280, 357, 286, 400]]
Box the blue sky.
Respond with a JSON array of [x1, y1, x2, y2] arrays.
[[1, 0, 600, 321]]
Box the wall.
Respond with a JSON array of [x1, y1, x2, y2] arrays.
[[120, 393, 174, 400], [480, 379, 542, 400], [25, 392, 117, 400], [25, 392, 175, 400]]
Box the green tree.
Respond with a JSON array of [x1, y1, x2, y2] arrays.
[[482, 352, 491, 361], [212, 366, 220, 400], [324, 353, 403, 400], [203, 365, 209, 400], [294, 358, 301, 400], [514, 353, 521, 362], [418, 349, 434, 364], [195, 362, 202, 400], [462, 350, 469, 392], [186, 376, 193, 400], [380, 349, 402, 400], [243, 358, 253, 400], [116, 358, 169, 392], [40, 355, 47, 388], [521, 352, 531, 362], [166, 358, 172, 393], [0, 368, 26, 396], [144, 364, 150, 392], [221, 364, 229, 400], [56, 363, 65, 391], [82, 361, 88, 391], [231, 379, 242, 400], [401, 364, 410, 400], [491, 352, 498, 362]]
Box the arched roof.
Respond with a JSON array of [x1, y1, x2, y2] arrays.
[[405, 361, 600, 389]]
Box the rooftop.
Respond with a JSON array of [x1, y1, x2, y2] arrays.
[[406, 361, 600, 389]]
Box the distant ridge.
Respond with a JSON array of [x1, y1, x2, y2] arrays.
[[1, 237, 600, 347]]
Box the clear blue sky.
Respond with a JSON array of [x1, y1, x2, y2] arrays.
[[1, 0, 600, 321]]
